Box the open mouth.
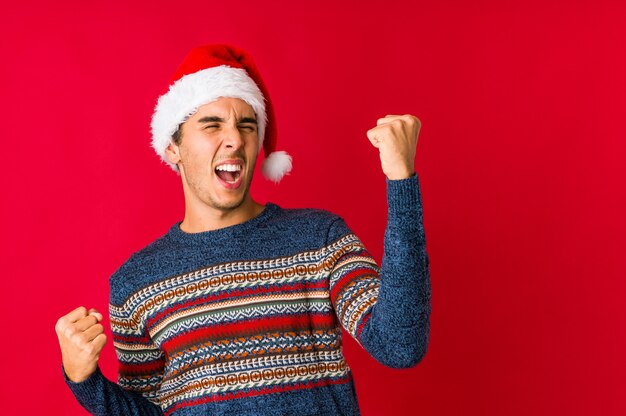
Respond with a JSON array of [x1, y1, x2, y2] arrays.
[[215, 163, 243, 188]]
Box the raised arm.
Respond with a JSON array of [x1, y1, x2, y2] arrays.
[[327, 172, 431, 368], [327, 113, 431, 367]]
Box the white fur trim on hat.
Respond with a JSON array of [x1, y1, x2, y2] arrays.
[[150, 65, 267, 174]]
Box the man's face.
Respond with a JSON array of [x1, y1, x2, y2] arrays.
[[166, 97, 260, 213]]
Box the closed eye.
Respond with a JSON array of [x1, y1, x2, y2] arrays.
[[202, 125, 256, 134]]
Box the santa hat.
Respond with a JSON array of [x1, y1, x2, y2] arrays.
[[150, 44, 292, 183]]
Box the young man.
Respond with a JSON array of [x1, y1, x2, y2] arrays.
[[55, 44, 431, 416]]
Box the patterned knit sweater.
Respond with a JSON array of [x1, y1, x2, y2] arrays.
[[65, 173, 431, 416]]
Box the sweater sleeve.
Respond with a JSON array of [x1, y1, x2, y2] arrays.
[[326, 172, 431, 368], [63, 364, 164, 415], [62, 292, 166, 415]]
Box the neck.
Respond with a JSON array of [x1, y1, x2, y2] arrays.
[[180, 196, 265, 233]]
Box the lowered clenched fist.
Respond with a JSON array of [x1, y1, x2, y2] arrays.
[[55, 306, 107, 382]]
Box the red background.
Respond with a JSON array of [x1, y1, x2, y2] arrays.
[[1, 0, 624, 414]]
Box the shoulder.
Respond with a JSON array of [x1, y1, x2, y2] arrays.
[[269, 204, 339, 229], [269, 204, 353, 245], [108, 230, 173, 306], [273, 205, 339, 223]]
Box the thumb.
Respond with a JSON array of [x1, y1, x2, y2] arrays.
[[87, 308, 104, 323]]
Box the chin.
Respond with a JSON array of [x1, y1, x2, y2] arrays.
[[209, 193, 248, 211]]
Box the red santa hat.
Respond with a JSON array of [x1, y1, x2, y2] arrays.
[[150, 44, 292, 183]]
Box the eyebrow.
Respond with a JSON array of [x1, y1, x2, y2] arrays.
[[197, 116, 258, 125]]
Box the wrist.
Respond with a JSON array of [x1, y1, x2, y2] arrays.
[[62, 363, 97, 383], [386, 170, 415, 180]]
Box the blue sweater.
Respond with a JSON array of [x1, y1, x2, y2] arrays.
[[65, 173, 431, 415]]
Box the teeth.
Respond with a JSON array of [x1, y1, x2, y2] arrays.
[[215, 164, 242, 172]]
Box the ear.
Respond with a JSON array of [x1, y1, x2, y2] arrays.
[[164, 141, 181, 165]]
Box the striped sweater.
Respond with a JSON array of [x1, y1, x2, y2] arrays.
[[65, 173, 431, 415]]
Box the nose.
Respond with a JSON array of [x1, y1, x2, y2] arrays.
[[222, 123, 244, 150]]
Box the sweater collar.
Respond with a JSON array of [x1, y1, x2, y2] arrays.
[[167, 202, 279, 245]]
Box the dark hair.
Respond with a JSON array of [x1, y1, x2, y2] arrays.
[[172, 123, 183, 145]]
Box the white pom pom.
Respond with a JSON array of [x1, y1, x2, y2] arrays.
[[261, 151, 292, 183]]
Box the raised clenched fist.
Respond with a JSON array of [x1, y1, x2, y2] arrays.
[[55, 306, 107, 382], [366, 114, 421, 180]]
